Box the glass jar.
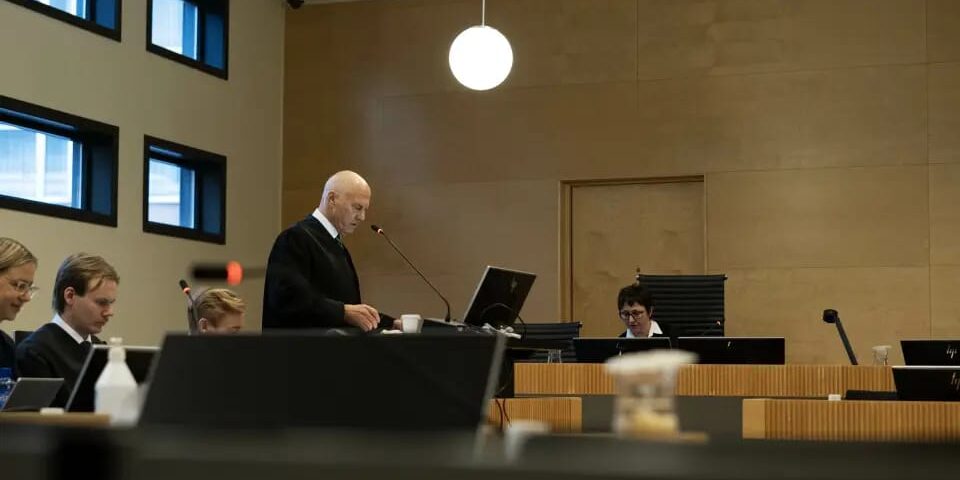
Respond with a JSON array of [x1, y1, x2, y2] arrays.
[[604, 350, 697, 437]]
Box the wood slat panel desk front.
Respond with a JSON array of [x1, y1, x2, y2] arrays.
[[743, 398, 960, 442], [515, 364, 894, 397], [486, 397, 582, 433]]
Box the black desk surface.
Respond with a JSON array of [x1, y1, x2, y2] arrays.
[[3, 423, 960, 480]]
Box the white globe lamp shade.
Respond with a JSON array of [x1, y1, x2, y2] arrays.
[[448, 25, 513, 91]]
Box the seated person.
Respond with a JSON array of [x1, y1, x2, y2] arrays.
[[0, 238, 38, 373], [16, 253, 119, 407], [191, 288, 246, 334], [617, 284, 668, 338]]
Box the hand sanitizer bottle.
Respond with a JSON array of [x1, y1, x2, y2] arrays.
[[95, 338, 139, 426]]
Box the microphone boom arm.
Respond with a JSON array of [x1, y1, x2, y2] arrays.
[[823, 309, 858, 366], [179, 279, 201, 334], [372, 225, 452, 322]]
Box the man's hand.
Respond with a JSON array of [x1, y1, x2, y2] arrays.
[[344, 304, 380, 332]]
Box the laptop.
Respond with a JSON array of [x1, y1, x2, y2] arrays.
[[573, 337, 672, 363], [1, 378, 63, 411], [900, 340, 960, 366], [461, 266, 536, 328], [676, 337, 786, 364], [893, 366, 960, 401], [140, 333, 505, 430], [66, 345, 159, 412]]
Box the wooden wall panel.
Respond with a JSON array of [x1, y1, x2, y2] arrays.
[[708, 166, 929, 270], [494, 0, 638, 87], [376, 0, 475, 97], [636, 0, 925, 80], [930, 164, 960, 264], [632, 66, 926, 174], [928, 0, 960, 63], [371, 82, 640, 186], [474, 83, 640, 182], [929, 64, 960, 165], [931, 267, 960, 338], [722, 267, 930, 364]]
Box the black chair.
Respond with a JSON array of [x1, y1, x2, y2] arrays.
[[515, 322, 582, 363], [636, 274, 727, 337]]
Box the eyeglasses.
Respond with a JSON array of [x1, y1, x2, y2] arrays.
[[619, 310, 648, 321], [7, 280, 40, 299]]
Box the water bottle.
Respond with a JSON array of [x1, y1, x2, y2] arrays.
[[95, 338, 139, 426], [0, 367, 14, 409]]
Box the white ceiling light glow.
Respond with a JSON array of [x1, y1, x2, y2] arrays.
[[448, 0, 513, 91]]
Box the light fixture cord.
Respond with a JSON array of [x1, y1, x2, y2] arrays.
[[482, 0, 486, 26]]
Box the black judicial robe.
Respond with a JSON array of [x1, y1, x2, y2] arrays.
[[262, 215, 390, 330], [15, 323, 102, 408], [0, 330, 15, 374]]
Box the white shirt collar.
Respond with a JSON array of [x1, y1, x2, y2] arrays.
[[52, 313, 91, 344], [312, 208, 340, 240], [625, 320, 662, 338]]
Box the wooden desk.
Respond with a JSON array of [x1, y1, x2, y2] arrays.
[[487, 397, 582, 433], [0, 412, 110, 428], [743, 398, 960, 442], [515, 364, 894, 397]]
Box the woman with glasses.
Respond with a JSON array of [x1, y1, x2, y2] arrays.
[[0, 238, 38, 372], [617, 284, 669, 338]]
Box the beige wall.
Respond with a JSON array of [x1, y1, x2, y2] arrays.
[[0, 0, 284, 344], [284, 0, 960, 363]]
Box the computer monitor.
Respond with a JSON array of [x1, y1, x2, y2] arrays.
[[140, 333, 505, 430], [676, 337, 785, 364], [900, 340, 960, 366], [462, 266, 536, 328], [573, 337, 672, 363], [66, 345, 158, 412], [893, 366, 960, 401]]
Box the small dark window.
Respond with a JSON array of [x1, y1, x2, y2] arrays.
[[4, 0, 121, 41], [0, 95, 118, 226], [143, 135, 226, 244], [147, 0, 228, 79]]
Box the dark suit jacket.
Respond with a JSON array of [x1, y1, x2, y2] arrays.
[[15, 323, 103, 408], [263, 215, 387, 330], [0, 329, 15, 375]]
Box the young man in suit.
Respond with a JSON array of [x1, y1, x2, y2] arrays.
[[16, 253, 118, 407], [617, 284, 668, 338], [262, 170, 391, 332], [192, 288, 246, 334]]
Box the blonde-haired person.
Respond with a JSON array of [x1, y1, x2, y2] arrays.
[[192, 288, 245, 334], [1, 238, 38, 372], [16, 253, 119, 407]]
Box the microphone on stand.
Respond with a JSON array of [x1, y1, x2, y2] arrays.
[[696, 320, 724, 336], [179, 279, 200, 333], [823, 309, 858, 365], [370, 224, 452, 323]]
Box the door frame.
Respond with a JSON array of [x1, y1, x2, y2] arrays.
[[559, 175, 706, 321]]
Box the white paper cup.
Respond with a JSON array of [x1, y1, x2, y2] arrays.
[[401, 314, 423, 333]]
